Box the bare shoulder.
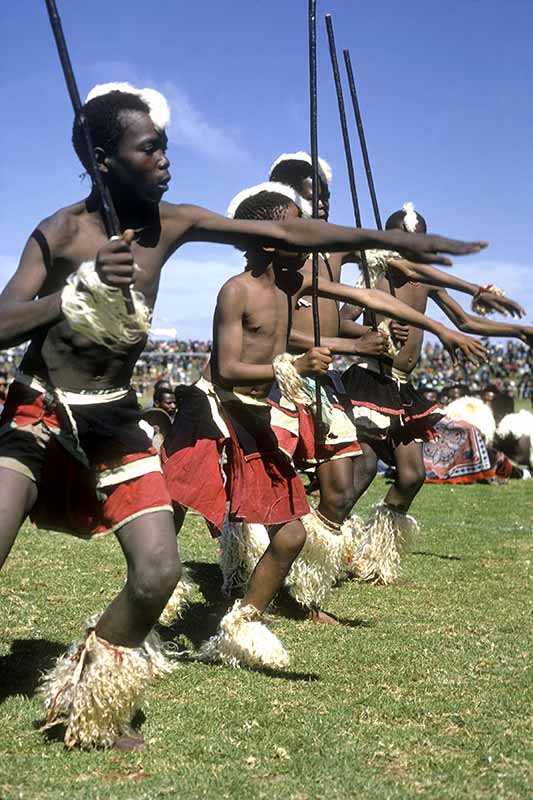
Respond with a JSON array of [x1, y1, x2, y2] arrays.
[[217, 273, 248, 304], [159, 201, 213, 228], [34, 201, 85, 253]]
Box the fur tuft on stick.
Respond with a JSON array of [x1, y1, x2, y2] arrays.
[[350, 502, 419, 585], [38, 623, 174, 748], [199, 600, 289, 670]]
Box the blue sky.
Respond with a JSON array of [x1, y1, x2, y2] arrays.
[[1, 0, 531, 339]]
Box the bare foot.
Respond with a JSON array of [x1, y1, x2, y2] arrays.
[[308, 608, 339, 625]]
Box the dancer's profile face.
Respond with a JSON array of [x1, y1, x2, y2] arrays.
[[299, 176, 330, 220], [274, 202, 309, 270], [104, 111, 171, 204]]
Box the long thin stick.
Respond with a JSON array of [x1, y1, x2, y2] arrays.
[[44, 0, 134, 313], [325, 14, 379, 333], [343, 48, 396, 298], [308, 0, 323, 432]]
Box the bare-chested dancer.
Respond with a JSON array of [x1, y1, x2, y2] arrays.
[[0, 80, 490, 747], [340, 203, 531, 584], [162, 182, 488, 662]]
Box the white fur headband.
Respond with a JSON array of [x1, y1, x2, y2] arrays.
[[402, 201, 419, 233], [85, 82, 171, 131], [227, 181, 312, 219], [269, 151, 333, 185]]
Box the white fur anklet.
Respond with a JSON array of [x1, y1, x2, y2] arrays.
[[158, 574, 196, 625], [38, 621, 174, 748], [285, 509, 345, 609], [340, 513, 365, 575], [199, 599, 289, 670], [219, 520, 270, 596], [351, 502, 419, 585], [61, 261, 151, 351]]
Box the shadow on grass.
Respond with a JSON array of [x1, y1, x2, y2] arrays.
[[412, 550, 462, 561], [0, 638, 64, 705], [184, 560, 225, 604]]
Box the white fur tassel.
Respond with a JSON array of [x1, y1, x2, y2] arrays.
[[272, 353, 314, 406], [340, 513, 365, 574], [219, 520, 270, 597], [38, 624, 173, 748], [269, 150, 333, 185], [86, 83, 170, 131], [284, 511, 345, 609], [199, 600, 289, 670], [61, 261, 151, 351], [219, 513, 346, 610], [402, 202, 418, 233], [351, 502, 419, 585], [445, 396, 496, 445], [158, 575, 195, 625]]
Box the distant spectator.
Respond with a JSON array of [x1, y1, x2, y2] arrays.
[[153, 387, 176, 421]]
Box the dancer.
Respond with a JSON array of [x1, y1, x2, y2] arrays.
[[163, 182, 488, 663], [268, 155, 514, 549], [340, 203, 531, 584], [0, 84, 488, 748]]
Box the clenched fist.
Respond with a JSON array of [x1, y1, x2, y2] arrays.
[[295, 347, 332, 376], [95, 229, 136, 288]]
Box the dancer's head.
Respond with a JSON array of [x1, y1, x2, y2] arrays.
[[269, 151, 332, 221], [227, 181, 310, 267], [385, 202, 427, 234], [72, 83, 171, 204]]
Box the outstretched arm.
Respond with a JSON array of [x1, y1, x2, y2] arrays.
[[387, 257, 525, 317], [308, 278, 488, 364], [289, 326, 389, 357], [430, 288, 533, 345], [172, 204, 487, 266]]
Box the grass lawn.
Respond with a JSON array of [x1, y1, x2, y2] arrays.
[[1, 480, 531, 799]]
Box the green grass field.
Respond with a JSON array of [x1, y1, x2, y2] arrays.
[[1, 480, 531, 800]]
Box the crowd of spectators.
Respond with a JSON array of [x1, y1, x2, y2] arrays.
[[0, 338, 530, 410]]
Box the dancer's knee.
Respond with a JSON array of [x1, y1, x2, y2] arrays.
[[396, 462, 426, 496], [128, 555, 181, 609], [320, 484, 355, 522], [269, 520, 306, 561]]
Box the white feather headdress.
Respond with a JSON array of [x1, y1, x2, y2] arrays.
[[269, 151, 333, 185], [85, 82, 170, 131], [496, 410, 533, 466], [402, 202, 419, 233], [444, 396, 496, 444], [226, 181, 312, 219]]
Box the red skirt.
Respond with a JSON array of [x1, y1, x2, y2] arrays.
[[0, 380, 172, 538]]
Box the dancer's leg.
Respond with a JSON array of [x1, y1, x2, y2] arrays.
[[0, 468, 38, 569], [242, 520, 306, 612], [96, 510, 181, 647], [384, 441, 426, 512]]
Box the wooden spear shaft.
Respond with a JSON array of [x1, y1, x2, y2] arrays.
[[44, 0, 134, 313]]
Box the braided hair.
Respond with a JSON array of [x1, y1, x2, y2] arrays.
[[233, 191, 297, 221], [72, 91, 150, 171]]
